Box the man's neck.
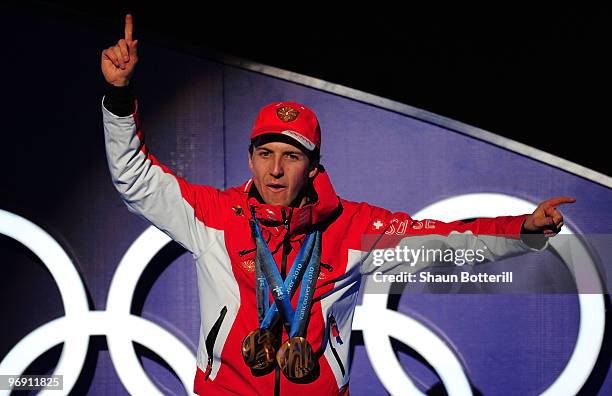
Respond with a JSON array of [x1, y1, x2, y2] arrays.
[[295, 194, 310, 208]]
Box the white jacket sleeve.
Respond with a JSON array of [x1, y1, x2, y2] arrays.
[[102, 96, 207, 258]]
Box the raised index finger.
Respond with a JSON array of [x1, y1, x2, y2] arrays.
[[124, 14, 133, 42], [543, 196, 576, 208]]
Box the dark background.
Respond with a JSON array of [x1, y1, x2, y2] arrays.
[[10, 2, 612, 177]]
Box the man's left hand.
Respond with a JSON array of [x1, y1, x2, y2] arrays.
[[522, 196, 576, 237]]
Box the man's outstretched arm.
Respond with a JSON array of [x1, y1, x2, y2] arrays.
[[360, 196, 575, 274]]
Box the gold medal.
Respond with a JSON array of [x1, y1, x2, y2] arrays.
[[276, 336, 315, 380], [241, 328, 278, 370]]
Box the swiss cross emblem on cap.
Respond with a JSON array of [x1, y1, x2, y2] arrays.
[[276, 106, 300, 122]]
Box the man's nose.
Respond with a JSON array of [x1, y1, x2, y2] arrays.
[[270, 157, 284, 177]]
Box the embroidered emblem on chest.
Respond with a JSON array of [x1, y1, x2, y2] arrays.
[[241, 259, 256, 273], [232, 205, 245, 217]]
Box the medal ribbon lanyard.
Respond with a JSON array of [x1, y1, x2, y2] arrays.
[[249, 206, 322, 336]]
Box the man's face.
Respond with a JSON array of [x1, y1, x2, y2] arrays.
[[248, 141, 318, 207]]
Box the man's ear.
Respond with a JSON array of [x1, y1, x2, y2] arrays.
[[248, 150, 254, 173], [308, 163, 319, 179]]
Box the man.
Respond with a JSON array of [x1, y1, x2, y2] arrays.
[[101, 14, 574, 395]]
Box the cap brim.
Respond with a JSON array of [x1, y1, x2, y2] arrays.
[[251, 132, 315, 154], [251, 128, 316, 152]]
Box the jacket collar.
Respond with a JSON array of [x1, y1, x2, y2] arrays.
[[240, 165, 340, 236]]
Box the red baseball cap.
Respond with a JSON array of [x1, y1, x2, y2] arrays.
[[250, 101, 321, 152]]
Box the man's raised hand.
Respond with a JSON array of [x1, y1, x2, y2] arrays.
[[523, 196, 576, 237], [101, 14, 139, 87]]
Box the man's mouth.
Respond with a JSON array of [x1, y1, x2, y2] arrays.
[[266, 183, 287, 193]]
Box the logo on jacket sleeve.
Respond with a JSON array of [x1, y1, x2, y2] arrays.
[[370, 218, 419, 235], [411, 219, 436, 230], [372, 220, 385, 230]]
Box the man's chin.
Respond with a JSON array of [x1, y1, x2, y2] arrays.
[[262, 194, 290, 207]]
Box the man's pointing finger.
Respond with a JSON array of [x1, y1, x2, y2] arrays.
[[543, 196, 576, 209], [125, 14, 133, 42]]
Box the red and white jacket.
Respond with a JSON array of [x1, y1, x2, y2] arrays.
[[102, 98, 544, 395]]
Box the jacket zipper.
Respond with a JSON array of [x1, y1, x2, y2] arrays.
[[203, 306, 228, 380], [280, 208, 292, 278], [275, 208, 292, 396], [328, 314, 346, 376]]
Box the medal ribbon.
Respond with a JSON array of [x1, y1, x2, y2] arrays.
[[249, 206, 321, 336], [288, 230, 321, 337]]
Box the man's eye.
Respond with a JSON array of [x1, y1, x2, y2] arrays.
[[287, 154, 299, 160], [259, 151, 270, 158]]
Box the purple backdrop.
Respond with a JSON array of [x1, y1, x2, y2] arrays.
[[1, 5, 611, 395]]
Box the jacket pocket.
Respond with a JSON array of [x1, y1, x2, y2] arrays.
[[204, 306, 228, 380], [328, 313, 346, 377]]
